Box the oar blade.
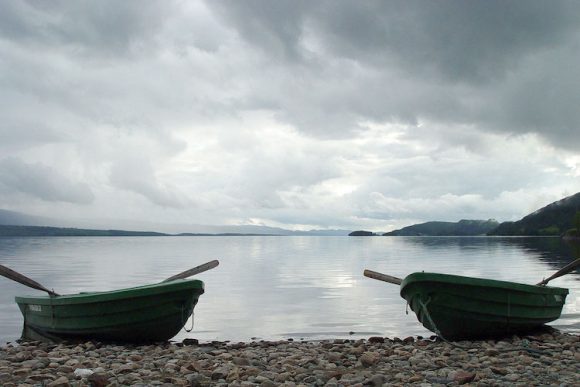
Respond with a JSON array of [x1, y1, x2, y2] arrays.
[[162, 259, 220, 282]]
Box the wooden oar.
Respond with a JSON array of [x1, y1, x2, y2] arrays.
[[363, 269, 403, 285], [0, 264, 59, 296], [162, 259, 220, 282], [536, 257, 580, 286]]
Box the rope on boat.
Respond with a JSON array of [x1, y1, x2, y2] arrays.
[[417, 297, 469, 349], [417, 298, 549, 357], [181, 304, 194, 333], [184, 312, 194, 333]]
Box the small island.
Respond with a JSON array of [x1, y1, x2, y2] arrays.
[[348, 230, 376, 236]]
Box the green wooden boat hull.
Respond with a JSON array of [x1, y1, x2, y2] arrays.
[[400, 272, 568, 340], [15, 279, 204, 343]]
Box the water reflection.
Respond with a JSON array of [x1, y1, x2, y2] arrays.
[[501, 237, 580, 268], [1, 236, 579, 345], [394, 236, 580, 278]]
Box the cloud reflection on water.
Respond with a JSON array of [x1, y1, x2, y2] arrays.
[[0, 236, 578, 345]]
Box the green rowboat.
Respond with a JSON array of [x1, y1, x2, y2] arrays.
[[400, 272, 568, 340], [15, 279, 204, 343]]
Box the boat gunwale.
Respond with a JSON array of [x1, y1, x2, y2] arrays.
[[400, 272, 569, 296], [14, 278, 204, 306]]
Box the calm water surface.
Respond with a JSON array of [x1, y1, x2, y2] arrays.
[[1, 236, 579, 345]]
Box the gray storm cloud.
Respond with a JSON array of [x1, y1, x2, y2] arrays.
[[0, 157, 94, 204], [0, 0, 578, 231], [3, 0, 579, 146], [108, 155, 191, 209], [208, 0, 580, 148]]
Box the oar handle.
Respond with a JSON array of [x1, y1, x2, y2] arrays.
[[162, 260, 220, 282], [537, 257, 580, 286], [363, 269, 403, 285], [0, 264, 59, 296]]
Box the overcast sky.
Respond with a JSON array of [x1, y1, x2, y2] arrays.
[[1, 0, 579, 232]]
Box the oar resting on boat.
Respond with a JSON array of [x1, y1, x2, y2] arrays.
[[0, 260, 219, 343], [163, 259, 219, 282], [0, 259, 220, 296], [363, 269, 402, 285], [537, 257, 580, 286], [0, 264, 59, 296], [363, 265, 572, 340]]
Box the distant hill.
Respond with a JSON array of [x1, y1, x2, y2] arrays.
[[0, 224, 354, 237], [0, 225, 168, 237], [384, 219, 499, 236], [0, 209, 351, 236], [489, 192, 580, 236]]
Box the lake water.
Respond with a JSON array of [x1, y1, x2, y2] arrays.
[[0, 236, 579, 345]]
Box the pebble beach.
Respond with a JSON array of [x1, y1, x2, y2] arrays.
[[1, 331, 578, 386]]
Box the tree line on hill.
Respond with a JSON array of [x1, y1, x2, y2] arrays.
[[350, 192, 580, 237], [0, 225, 281, 237]]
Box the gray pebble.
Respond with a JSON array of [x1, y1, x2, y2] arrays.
[[0, 331, 577, 386]]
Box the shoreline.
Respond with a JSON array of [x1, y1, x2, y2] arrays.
[[1, 332, 578, 386]]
